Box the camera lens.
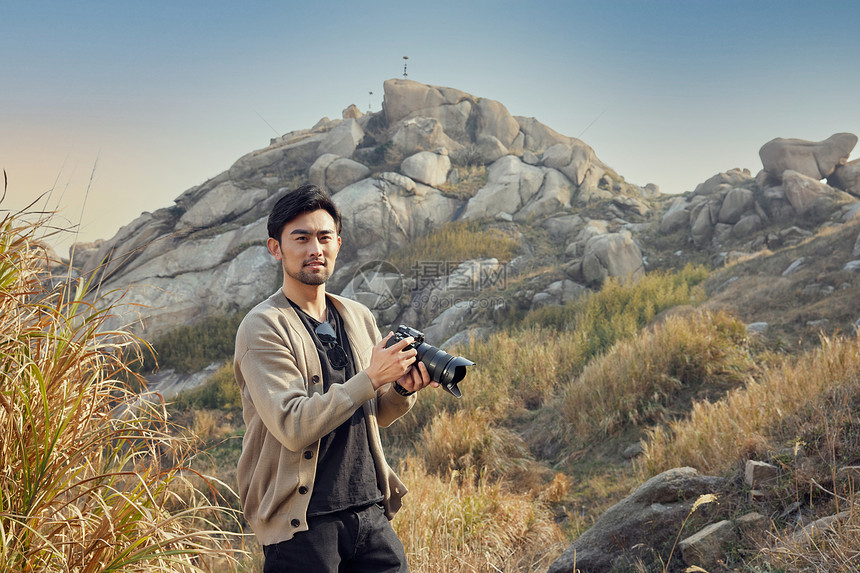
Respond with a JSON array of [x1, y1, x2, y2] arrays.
[[415, 343, 474, 398]]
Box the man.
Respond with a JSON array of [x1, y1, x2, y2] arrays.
[[234, 184, 436, 572]]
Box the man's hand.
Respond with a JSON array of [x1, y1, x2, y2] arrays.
[[365, 333, 421, 390], [395, 360, 438, 393]]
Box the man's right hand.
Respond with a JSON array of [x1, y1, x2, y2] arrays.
[[365, 333, 419, 389]]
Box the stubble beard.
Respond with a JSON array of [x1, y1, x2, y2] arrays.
[[285, 260, 331, 286]]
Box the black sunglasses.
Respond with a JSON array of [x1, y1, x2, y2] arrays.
[[314, 321, 349, 370]]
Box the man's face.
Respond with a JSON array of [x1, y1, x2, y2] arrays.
[[267, 209, 342, 286]]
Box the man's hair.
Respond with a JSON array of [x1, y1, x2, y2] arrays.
[[267, 184, 343, 241]]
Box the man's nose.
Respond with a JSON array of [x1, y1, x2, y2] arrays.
[[307, 238, 323, 255]]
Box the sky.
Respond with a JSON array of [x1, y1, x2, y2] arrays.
[[2, 0, 859, 256]]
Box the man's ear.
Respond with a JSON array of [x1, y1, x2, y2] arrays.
[[266, 237, 282, 260]]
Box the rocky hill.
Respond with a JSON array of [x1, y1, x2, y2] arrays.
[[73, 79, 860, 352], [67, 79, 860, 572]]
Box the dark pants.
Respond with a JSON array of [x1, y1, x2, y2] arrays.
[[263, 504, 408, 573]]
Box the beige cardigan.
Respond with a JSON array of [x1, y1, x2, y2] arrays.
[[234, 290, 416, 545]]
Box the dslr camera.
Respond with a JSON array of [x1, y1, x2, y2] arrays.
[[385, 325, 474, 398]]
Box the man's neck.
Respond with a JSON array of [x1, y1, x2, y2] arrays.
[[282, 283, 328, 322]]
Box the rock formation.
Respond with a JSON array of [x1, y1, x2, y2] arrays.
[[658, 133, 859, 253], [73, 78, 653, 341]]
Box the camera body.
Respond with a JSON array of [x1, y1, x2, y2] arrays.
[[385, 325, 474, 398]]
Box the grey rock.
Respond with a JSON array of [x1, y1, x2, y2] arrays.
[[312, 156, 371, 194], [176, 182, 267, 231], [515, 116, 570, 153], [745, 460, 779, 488], [381, 78, 471, 126], [660, 197, 691, 234], [843, 260, 860, 273], [760, 133, 857, 180], [334, 178, 462, 259], [854, 232, 860, 257], [782, 257, 807, 276], [679, 520, 738, 571], [718, 187, 754, 224], [390, 116, 461, 157], [746, 322, 769, 335], [422, 300, 474, 344], [474, 134, 508, 164], [733, 214, 762, 238], [317, 118, 364, 158], [622, 442, 645, 459], [694, 169, 752, 196], [462, 156, 547, 220], [782, 170, 846, 216], [401, 151, 452, 187], [475, 97, 520, 147], [547, 467, 725, 573], [828, 157, 860, 197], [581, 231, 644, 286]]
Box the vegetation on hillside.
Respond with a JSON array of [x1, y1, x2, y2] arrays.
[[17, 183, 858, 570], [173, 250, 860, 571], [0, 207, 242, 571]]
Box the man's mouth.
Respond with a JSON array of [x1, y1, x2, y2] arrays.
[[305, 260, 325, 269]]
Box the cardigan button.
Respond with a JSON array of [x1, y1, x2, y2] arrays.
[[298, 486, 308, 495], [291, 519, 300, 528], [311, 375, 320, 383], [303, 451, 313, 460]]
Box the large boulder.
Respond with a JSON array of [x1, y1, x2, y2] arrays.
[[694, 169, 752, 196], [309, 154, 370, 193], [334, 177, 463, 259], [461, 156, 548, 220], [541, 141, 606, 190], [829, 157, 860, 197], [759, 133, 857, 181], [176, 182, 268, 231], [316, 118, 364, 158], [718, 187, 755, 224], [782, 169, 848, 217], [382, 78, 471, 126], [390, 117, 461, 157], [515, 116, 570, 153], [475, 97, 520, 147], [547, 468, 725, 573], [660, 197, 691, 234], [581, 231, 644, 286], [400, 151, 451, 187], [228, 132, 324, 182]]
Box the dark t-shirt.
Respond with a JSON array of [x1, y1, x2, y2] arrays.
[[287, 297, 383, 516]]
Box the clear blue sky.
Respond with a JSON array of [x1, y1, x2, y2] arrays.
[[3, 0, 859, 255]]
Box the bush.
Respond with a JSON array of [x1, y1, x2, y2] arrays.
[[560, 310, 756, 449], [172, 361, 242, 413], [142, 312, 244, 374], [0, 209, 241, 571]]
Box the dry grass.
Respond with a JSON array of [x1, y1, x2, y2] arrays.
[[392, 456, 565, 573], [0, 209, 242, 571], [638, 334, 860, 477], [417, 409, 532, 480], [560, 310, 756, 450], [387, 220, 520, 275]]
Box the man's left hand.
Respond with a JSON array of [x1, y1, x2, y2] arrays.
[[396, 361, 438, 393]]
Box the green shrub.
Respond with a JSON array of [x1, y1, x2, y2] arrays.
[[173, 361, 242, 413], [142, 312, 244, 374]]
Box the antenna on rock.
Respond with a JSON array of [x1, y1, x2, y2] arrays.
[[402, 56, 409, 78], [368, 91, 373, 112]]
